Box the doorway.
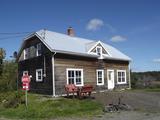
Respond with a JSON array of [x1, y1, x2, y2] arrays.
[[107, 69, 115, 89]]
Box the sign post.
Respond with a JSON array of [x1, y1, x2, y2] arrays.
[[25, 88, 27, 108], [22, 74, 30, 109]]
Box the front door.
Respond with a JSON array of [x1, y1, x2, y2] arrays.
[[107, 70, 114, 89]]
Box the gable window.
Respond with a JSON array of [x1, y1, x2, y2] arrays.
[[117, 70, 126, 84], [96, 69, 104, 85], [30, 46, 36, 58], [37, 43, 42, 56], [36, 69, 43, 82], [96, 46, 102, 57], [24, 48, 29, 60], [66, 68, 83, 86]]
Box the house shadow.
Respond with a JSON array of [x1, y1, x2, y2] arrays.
[[64, 95, 95, 100]]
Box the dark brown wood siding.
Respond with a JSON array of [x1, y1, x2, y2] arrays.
[[18, 37, 53, 95], [54, 53, 129, 95]]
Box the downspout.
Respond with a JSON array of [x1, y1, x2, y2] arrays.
[[43, 56, 46, 77], [52, 52, 56, 97], [128, 61, 131, 89]]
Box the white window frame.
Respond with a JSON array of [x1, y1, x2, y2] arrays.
[[36, 43, 42, 56], [36, 69, 43, 82], [23, 71, 28, 76], [24, 48, 29, 60], [66, 68, 84, 86], [96, 46, 102, 57], [117, 70, 127, 84], [96, 69, 104, 85]]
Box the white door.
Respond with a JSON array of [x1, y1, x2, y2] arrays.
[[107, 70, 114, 89]]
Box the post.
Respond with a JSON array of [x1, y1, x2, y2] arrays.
[[25, 89, 28, 109], [22, 74, 30, 109], [52, 53, 56, 97], [128, 61, 131, 89]]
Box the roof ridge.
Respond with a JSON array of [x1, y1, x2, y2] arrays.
[[42, 29, 96, 42]]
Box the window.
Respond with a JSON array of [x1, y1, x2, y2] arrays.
[[24, 48, 29, 60], [23, 71, 28, 76], [36, 69, 43, 82], [37, 43, 42, 56], [117, 70, 126, 84], [30, 46, 36, 58], [67, 68, 83, 86], [96, 46, 102, 58], [96, 69, 104, 85]]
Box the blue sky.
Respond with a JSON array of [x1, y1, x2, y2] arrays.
[[0, 0, 160, 72]]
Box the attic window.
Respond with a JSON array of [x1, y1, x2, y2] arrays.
[[96, 46, 102, 57], [24, 48, 29, 60], [37, 43, 42, 56]]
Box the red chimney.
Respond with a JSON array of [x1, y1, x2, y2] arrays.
[[67, 27, 75, 36]]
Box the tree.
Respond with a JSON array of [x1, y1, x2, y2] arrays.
[[0, 48, 6, 75], [0, 60, 17, 91]]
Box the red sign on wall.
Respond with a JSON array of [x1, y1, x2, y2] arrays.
[[22, 75, 30, 91]]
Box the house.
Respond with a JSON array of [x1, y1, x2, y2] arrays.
[[17, 27, 131, 96]]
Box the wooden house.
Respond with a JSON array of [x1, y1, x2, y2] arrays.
[[17, 27, 131, 96]]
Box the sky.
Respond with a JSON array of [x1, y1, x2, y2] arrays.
[[0, 0, 160, 72]]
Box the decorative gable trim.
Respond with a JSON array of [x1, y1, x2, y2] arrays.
[[87, 41, 111, 58]]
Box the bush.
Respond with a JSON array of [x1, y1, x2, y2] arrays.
[[131, 72, 138, 88], [2, 91, 24, 108]]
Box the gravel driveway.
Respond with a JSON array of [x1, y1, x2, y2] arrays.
[[92, 90, 160, 120], [53, 90, 160, 120], [93, 90, 160, 112]]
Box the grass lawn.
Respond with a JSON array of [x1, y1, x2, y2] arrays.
[[125, 87, 160, 92], [0, 91, 103, 120], [143, 88, 160, 92]]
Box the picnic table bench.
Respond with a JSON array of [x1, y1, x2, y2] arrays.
[[65, 84, 78, 98], [78, 85, 93, 98], [65, 84, 94, 98]]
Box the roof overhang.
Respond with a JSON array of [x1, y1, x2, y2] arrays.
[[52, 49, 99, 58], [103, 56, 131, 62]]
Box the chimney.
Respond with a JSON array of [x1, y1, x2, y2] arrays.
[[67, 27, 75, 36]]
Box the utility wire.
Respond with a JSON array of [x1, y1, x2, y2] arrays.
[[0, 35, 26, 41], [0, 31, 34, 35], [0, 31, 34, 41]]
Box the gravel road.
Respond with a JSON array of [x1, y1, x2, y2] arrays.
[[93, 90, 160, 112]]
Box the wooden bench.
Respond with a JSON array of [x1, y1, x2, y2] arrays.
[[65, 84, 78, 98], [78, 85, 93, 98]]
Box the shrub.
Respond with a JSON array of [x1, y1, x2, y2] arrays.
[[3, 91, 24, 108]]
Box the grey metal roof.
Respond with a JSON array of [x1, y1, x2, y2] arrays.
[[35, 29, 131, 61]]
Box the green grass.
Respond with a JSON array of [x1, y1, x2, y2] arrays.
[[126, 87, 160, 92], [0, 91, 103, 120], [143, 88, 160, 92]]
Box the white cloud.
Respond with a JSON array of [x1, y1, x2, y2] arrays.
[[110, 35, 127, 42], [86, 18, 104, 31], [105, 24, 116, 33], [153, 58, 160, 63]]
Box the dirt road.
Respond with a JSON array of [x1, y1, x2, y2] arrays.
[[93, 90, 160, 112]]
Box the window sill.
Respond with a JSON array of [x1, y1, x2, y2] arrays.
[[75, 84, 84, 87], [117, 82, 127, 85], [97, 83, 104, 86]]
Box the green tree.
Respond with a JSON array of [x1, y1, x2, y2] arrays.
[[0, 60, 17, 91], [131, 72, 138, 88], [0, 48, 6, 75]]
